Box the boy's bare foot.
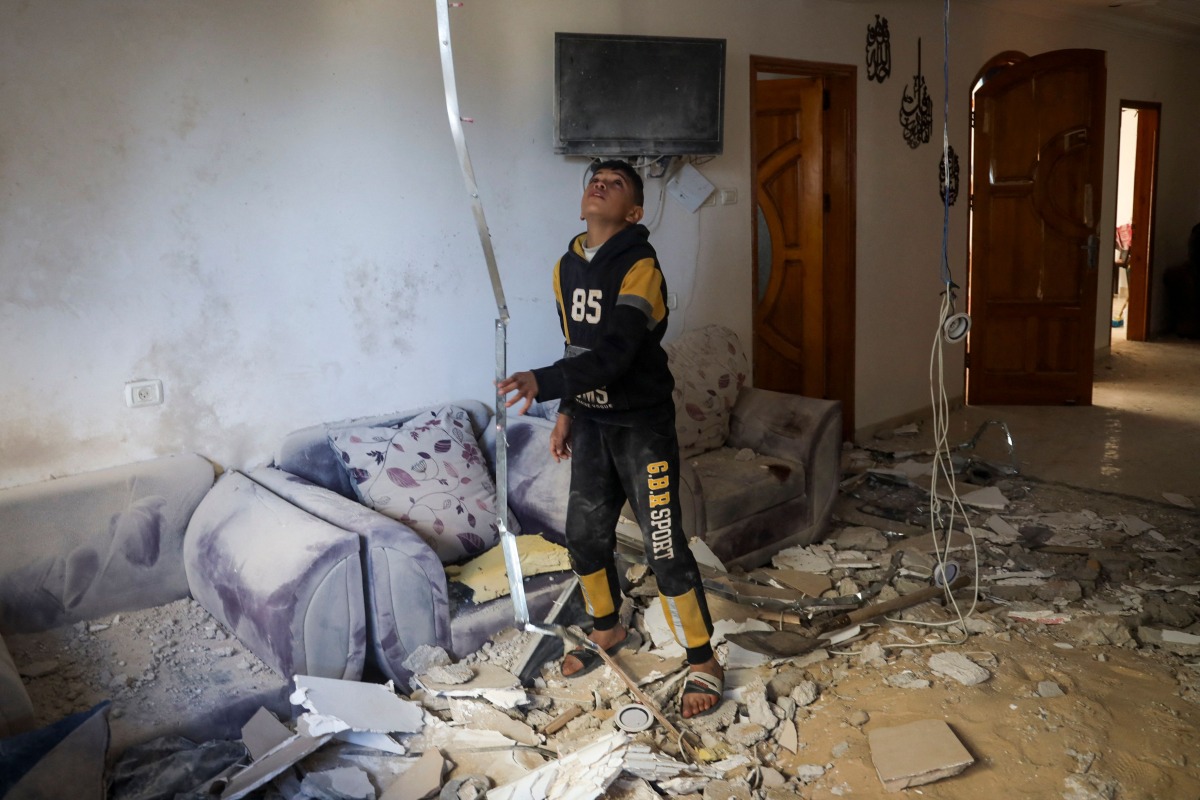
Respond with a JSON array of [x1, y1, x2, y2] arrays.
[[681, 657, 724, 719], [561, 625, 627, 678], [686, 657, 720, 719]]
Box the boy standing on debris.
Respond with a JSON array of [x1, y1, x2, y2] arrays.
[[498, 160, 722, 719]]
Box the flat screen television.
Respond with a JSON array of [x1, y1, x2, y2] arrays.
[[554, 32, 726, 157]]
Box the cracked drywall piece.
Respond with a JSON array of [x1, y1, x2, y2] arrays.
[[291, 675, 424, 735], [620, 744, 690, 782], [416, 662, 528, 708], [868, 719, 974, 792], [449, 699, 539, 745], [453, 536, 571, 603], [220, 732, 333, 800], [713, 618, 775, 668], [380, 749, 445, 800], [776, 719, 799, 753], [300, 766, 376, 800], [984, 515, 1021, 543], [1116, 515, 1155, 536], [772, 544, 836, 573], [751, 568, 833, 597], [957, 485, 1009, 510], [486, 731, 630, 800], [1162, 492, 1195, 508], [613, 651, 686, 686], [334, 730, 407, 755], [641, 602, 687, 656], [688, 537, 727, 573], [241, 707, 292, 762]]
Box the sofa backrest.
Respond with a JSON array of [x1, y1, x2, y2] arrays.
[[276, 399, 492, 499], [665, 325, 749, 458], [0, 454, 216, 634]]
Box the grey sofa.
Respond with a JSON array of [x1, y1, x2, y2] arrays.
[[503, 324, 842, 567], [0, 453, 370, 755], [270, 399, 575, 677]]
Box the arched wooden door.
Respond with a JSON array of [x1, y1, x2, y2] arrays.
[[967, 49, 1107, 405]]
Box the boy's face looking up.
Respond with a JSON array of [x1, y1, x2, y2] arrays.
[[581, 165, 644, 229]]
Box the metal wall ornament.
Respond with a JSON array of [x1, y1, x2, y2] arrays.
[[899, 38, 932, 149], [866, 15, 891, 83], [939, 145, 961, 206]]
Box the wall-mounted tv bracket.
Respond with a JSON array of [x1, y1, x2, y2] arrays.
[[866, 14, 892, 83]]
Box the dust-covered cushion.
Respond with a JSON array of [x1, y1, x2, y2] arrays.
[[665, 325, 749, 458], [328, 406, 516, 564]]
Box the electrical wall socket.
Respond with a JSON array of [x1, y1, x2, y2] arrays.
[[667, 292, 678, 310], [125, 379, 163, 408]]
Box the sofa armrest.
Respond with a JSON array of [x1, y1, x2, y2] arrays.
[[727, 388, 841, 464], [246, 467, 450, 685], [184, 472, 368, 681], [728, 388, 842, 542], [0, 631, 35, 737], [0, 454, 215, 635]]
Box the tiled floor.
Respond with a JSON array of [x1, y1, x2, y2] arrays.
[[906, 336, 1200, 503]]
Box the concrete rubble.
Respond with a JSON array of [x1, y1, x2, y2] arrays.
[[12, 441, 1200, 798]]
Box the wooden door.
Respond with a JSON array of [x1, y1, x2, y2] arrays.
[[1125, 104, 1160, 341], [967, 49, 1107, 405], [752, 76, 826, 398]]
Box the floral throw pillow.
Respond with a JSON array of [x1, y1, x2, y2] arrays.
[[665, 325, 749, 459], [327, 406, 512, 564]]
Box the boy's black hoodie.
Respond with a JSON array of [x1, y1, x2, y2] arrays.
[[531, 223, 674, 426]]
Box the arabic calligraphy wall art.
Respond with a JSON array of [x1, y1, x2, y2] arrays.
[[899, 37, 932, 149], [866, 15, 891, 83], [939, 145, 960, 205]]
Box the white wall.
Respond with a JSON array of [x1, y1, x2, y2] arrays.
[[2, 0, 1198, 489]]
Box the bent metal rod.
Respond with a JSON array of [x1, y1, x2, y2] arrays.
[[434, 6, 701, 758]]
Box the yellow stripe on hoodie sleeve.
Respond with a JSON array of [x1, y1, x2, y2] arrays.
[[552, 258, 570, 342], [616, 258, 667, 328]]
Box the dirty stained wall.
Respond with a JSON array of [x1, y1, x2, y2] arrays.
[[2, 0, 1199, 490]]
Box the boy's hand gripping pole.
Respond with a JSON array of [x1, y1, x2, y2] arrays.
[[435, 0, 529, 625]]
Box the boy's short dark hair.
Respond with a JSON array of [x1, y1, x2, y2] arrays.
[[590, 159, 644, 207]]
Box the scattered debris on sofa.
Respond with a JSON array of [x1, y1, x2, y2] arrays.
[[8, 445, 1200, 798]]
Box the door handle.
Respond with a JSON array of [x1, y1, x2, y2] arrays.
[[1081, 234, 1098, 271]]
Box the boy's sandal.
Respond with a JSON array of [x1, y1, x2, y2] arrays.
[[680, 670, 724, 718], [562, 630, 639, 679]]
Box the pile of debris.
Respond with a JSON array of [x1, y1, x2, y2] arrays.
[[15, 436, 1200, 799]]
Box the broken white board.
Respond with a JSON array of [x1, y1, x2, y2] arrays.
[[1163, 492, 1196, 509], [291, 675, 423, 735], [241, 707, 293, 762], [688, 537, 727, 573], [868, 719, 974, 792], [415, 663, 528, 708], [380, 749, 446, 800], [486, 731, 629, 800], [220, 732, 333, 800], [957, 485, 1008, 510], [983, 515, 1021, 544], [714, 618, 775, 668], [772, 544, 835, 574]]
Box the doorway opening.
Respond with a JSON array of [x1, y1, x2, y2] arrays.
[[749, 56, 856, 437], [1110, 102, 1160, 343]]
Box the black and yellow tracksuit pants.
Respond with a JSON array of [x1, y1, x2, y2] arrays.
[[565, 413, 715, 665]]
